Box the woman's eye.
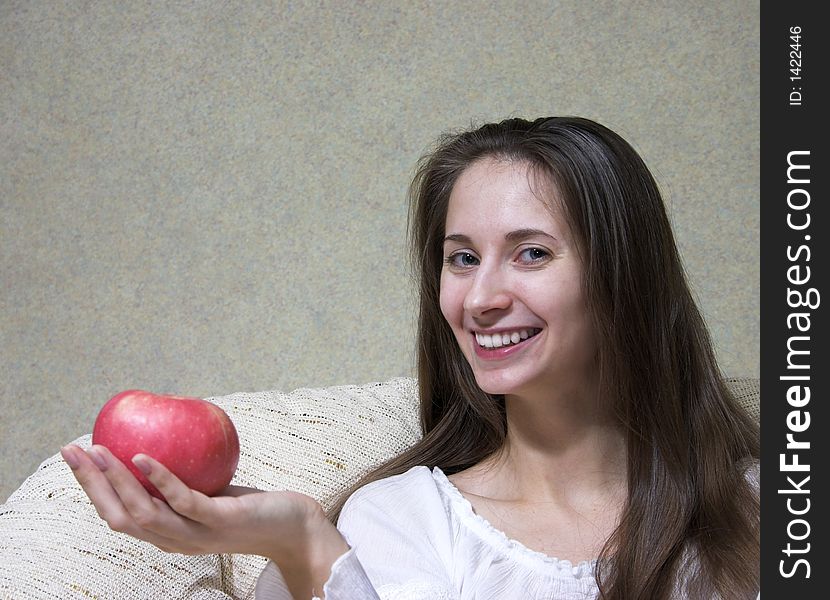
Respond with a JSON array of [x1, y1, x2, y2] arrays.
[[517, 247, 550, 264], [445, 252, 479, 268]]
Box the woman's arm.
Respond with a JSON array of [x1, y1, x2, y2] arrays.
[[256, 467, 458, 600], [60, 443, 349, 599]]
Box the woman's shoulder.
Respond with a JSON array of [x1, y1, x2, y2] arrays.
[[337, 466, 457, 552], [347, 466, 437, 500], [340, 466, 446, 522]]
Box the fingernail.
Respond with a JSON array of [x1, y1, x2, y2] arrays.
[[61, 446, 79, 470], [132, 455, 152, 476], [88, 447, 108, 471]]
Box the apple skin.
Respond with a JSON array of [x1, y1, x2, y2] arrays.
[[91, 390, 240, 500]]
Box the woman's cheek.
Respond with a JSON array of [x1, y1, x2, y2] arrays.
[[438, 274, 459, 323]]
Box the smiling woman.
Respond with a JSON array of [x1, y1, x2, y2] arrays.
[[319, 117, 760, 599], [60, 117, 760, 600]]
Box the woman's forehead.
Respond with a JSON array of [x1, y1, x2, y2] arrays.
[[445, 158, 567, 234]]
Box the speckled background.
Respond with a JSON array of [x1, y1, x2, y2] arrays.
[[1, 1, 759, 501]]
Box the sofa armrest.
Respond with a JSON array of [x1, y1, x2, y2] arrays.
[[0, 434, 233, 599]]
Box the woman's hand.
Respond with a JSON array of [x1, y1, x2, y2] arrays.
[[60, 443, 350, 596]]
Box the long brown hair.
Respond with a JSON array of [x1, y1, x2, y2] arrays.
[[327, 117, 759, 599]]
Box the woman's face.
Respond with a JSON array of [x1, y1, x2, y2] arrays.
[[439, 157, 597, 399]]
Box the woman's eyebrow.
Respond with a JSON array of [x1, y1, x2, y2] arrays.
[[443, 229, 558, 244], [504, 228, 557, 243], [443, 233, 472, 244]]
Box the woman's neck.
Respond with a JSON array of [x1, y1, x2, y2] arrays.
[[483, 388, 627, 505], [447, 387, 628, 564]]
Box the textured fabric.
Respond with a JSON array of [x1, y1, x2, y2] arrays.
[[256, 464, 761, 600], [1, 376, 757, 599], [256, 466, 599, 600], [725, 377, 760, 422]]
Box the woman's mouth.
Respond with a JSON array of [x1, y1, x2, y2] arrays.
[[472, 328, 542, 359]]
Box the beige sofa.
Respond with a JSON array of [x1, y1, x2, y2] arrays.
[[0, 377, 759, 599]]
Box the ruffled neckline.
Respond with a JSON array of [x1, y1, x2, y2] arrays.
[[431, 466, 598, 579]]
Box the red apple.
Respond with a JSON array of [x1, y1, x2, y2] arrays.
[[91, 390, 240, 499]]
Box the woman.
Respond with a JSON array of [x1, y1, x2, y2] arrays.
[[61, 116, 759, 599]]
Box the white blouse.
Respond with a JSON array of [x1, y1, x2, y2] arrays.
[[255, 465, 600, 599]]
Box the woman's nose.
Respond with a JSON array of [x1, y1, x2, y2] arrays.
[[463, 267, 512, 316]]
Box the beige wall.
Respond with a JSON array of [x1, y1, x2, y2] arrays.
[[1, 1, 759, 501]]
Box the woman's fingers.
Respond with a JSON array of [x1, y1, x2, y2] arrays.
[[63, 445, 198, 548], [130, 453, 214, 524], [61, 444, 131, 526], [61, 445, 184, 548], [90, 446, 206, 536]]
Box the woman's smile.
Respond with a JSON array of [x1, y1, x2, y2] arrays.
[[472, 327, 542, 359]]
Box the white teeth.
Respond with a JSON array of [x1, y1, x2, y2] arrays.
[[475, 329, 538, 349]]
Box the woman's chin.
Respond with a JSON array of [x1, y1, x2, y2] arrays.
[[473, 373, 522, 396]]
